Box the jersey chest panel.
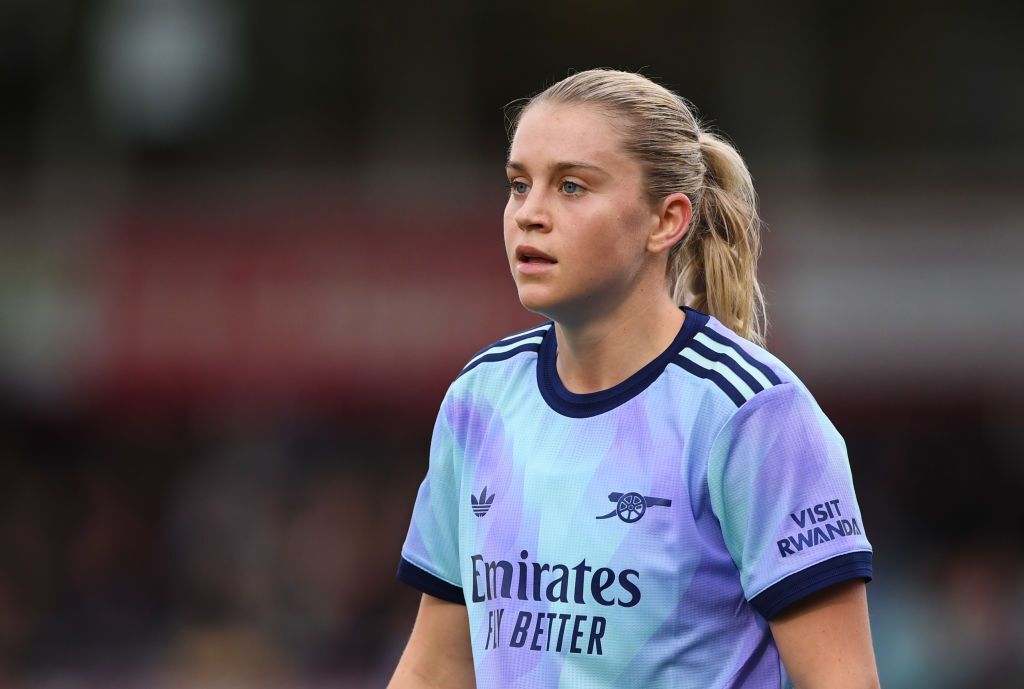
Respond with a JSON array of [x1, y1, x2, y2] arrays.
[[453, 388, 740, 685]]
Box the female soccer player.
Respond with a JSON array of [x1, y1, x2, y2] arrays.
[[389, 69, 879, 688]]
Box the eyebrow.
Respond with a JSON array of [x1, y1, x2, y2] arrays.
[[505, 160, 609, 177]]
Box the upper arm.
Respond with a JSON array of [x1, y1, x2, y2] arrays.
[[769, 579, 879, 689], [388, 593, 476, 689], [391, 389, 473, 687], [398, 389, 464, 594], [707, 382, 874, 619]]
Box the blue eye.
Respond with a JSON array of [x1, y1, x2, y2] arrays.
[[509, 180, 529, 195], [561, 181, 582, 195]]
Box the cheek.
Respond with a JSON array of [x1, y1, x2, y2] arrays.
[[586, 209, 640, 263], [502, 207, 515, 246], [502, 224, 517, 261], [503, 198, 515, 226]]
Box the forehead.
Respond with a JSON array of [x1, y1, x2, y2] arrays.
[[509, 102, 629, 171]]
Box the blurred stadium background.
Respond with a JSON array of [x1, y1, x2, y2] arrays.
[[1, 2, 1022, 687]]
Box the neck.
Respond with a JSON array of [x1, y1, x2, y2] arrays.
[[552, 290, 685, 394]]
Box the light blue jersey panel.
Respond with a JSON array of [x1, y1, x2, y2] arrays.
[[398, 306, 873, 689]]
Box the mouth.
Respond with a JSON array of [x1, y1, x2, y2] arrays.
[[516, 246, 557, 264]]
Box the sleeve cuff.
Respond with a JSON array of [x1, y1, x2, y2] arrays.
[[750, 551, 873, 620], [397, 556, 466, 605]]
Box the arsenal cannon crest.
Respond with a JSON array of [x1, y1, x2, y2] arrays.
[[595, 491, 672, 523]]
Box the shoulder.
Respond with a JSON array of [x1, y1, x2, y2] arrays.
[[431, 322, 551, 439], [450, 321, 553, 387], [675, 316, 845, 451], [666, 312, 807, 410]]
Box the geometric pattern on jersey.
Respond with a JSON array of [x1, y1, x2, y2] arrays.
[[398, 305, 872, 688]]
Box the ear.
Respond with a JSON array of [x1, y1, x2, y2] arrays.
[[647, 192, 692, 255]]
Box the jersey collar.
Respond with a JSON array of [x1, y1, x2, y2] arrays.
[[536, 305, 709, 418]]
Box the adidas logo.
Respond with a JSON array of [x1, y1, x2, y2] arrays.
[[471, 487, 496, 517]]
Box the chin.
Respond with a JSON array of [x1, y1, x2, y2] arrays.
[[515, 284, 560, 318]]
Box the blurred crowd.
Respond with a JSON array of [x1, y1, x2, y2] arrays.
[[0, 401, 424, 688]]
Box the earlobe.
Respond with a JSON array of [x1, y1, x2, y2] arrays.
[[648, 192, 692, 254]]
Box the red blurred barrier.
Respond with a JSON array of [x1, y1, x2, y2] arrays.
[[80, 202, 540, 413]]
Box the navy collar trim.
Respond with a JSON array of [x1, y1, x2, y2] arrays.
[[536, 306, 710, 418]]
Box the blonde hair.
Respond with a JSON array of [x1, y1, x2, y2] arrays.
[[506, 69, 768, 346]]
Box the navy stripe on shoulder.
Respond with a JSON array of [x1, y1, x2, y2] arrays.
[[397, 557, 465, 605], [750, 551, 873, 620], [465, 323, 551, 363], [458, 342, 541, 378], [670, 354, 747, 407], [699, 327, 783, 386], [685, 339, 766, 396]]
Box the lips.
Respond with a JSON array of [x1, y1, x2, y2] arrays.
[[516, 245, 557, 264]]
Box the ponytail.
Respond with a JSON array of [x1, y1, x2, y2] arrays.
[[670, 131, 768, 346]]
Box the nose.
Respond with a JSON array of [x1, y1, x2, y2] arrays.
[[513, 187, 552, 232]]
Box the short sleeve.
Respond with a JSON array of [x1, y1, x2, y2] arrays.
[[707, 382, 873, 620], [396, 390, 466, 604]]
